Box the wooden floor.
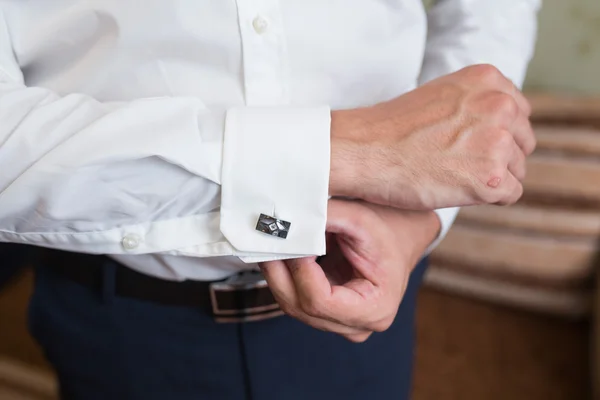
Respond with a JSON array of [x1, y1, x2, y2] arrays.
[[0, 269, 48, 368], [0, 269, 592, 399], [0, 269, 56, 399], [413, 289, 591, 400]]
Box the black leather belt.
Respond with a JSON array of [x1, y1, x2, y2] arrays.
[[43, 250, 283, 323]]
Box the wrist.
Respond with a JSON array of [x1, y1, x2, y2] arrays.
[[329, 109, 369, 198], [422, 211, 442, 247], [398, 210, 441, 266]]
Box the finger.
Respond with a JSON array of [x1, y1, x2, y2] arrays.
[[510, 108, 536, 156], [302, 314, 373, 338], [325, 200, 383, 286], [286, 257, 371, 322], [495, 172, 524, 206], [344, 332, 373, 343], [507, 81, 532, 117], [322, 234, 405, 333], [319, 237, 352, 285], [487, 72, 531, 117], [259, 260, 298, 313], [261, 260, 371, 337], [286, 256, 333, 316], [473, 65, 531, 117], [507, 141, 526, 182], [287, 255, 380, 330], [326, 200, 397, 324]]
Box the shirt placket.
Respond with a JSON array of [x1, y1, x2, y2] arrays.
[[235, 0, 289, 106]]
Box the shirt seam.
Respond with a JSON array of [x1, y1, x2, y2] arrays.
[[0, 213, 217, 237]]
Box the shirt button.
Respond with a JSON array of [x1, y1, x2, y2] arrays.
[[252, 15, 269, 34], [121, 234, 141, 250]]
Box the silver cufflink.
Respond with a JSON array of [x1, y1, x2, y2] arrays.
[[256, 214, 291, 239]]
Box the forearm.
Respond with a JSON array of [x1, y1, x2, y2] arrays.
[[328, 109, 368, 199], [329, 106, 453, 256]]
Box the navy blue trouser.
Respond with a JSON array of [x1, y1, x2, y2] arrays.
[[28, 258, 428, 400], [0, 244, 36, 287]]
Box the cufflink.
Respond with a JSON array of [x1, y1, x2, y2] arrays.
[[256, 214, 291, 239]]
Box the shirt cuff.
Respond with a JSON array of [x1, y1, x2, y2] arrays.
[[426, 206, 460, 255], [220, 106, 331, 257]]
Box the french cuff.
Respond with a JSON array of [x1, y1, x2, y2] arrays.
[[425, 206, 460, 255], [238, 253, 308, 264], [220, 106, 331, 257]]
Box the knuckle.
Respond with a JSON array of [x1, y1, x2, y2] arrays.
[[488, 180, 523, 206], [370, 317, 395, 333], [300, 297, 325, 318], [514, 163, 526, 181], [524, 132, 537, 156], [478, 187, 503, 205], [509, 183, 525, 204], [530, 131, 538, 151], [497, 189, 522, 206], [523, 97, 533, 116], [489, 92, 518, 119], [469, 64, 503, 83], [279, 302, 297, 318], [345, 333, 371, 343], [516, 183, 525, 200], [490, 128, 514, 150]]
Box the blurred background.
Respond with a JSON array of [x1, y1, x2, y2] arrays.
[[525, 0, 600, 95], [1, 0, 600, 399]]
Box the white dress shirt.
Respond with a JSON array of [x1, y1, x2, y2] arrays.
[[0, 0, 540, 281]]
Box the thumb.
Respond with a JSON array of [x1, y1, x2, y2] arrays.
[[326, 200, 385, 286], [286, 256, 332, 306], [325, 200, 371, 248]]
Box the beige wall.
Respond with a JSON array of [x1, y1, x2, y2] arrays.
[[525, 0, 600, 95]]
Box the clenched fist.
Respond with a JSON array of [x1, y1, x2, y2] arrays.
[[329, 64, 536, 210]]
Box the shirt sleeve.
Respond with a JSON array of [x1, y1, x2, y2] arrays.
[[419, 0, 541, 253], [0, 11, 330, 259]]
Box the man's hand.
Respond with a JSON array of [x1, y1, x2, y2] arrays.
[[329, 64, 536, 210], [259, 199, 440, 343]]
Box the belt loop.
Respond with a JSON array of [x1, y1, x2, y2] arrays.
[[101, 260, 117, 305]]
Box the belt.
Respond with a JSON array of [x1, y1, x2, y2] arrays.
[[43, 250, 283, 323]]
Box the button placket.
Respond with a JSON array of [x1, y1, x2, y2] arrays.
[[235, 0, 289, 106]]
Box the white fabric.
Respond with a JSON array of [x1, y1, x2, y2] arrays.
[[0, 0, 539, 281]]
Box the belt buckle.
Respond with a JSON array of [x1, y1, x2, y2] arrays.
[[209, 271, 283, 323]]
